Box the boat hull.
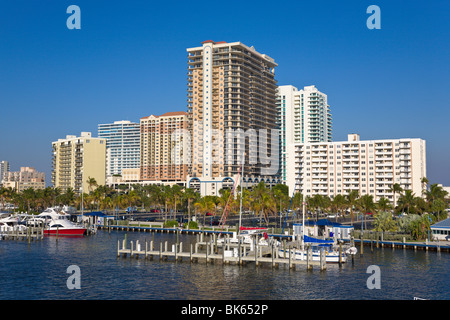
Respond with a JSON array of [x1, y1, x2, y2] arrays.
[[278, 249, 347, 263], [44, 228, 86, 236]]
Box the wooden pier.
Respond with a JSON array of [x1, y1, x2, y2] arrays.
[[349, 237, 450, 254], [0, 227, 45, 241], [117, 233, 327, 271]]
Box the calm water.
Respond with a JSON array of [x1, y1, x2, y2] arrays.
[[0, 230, 449, 300]]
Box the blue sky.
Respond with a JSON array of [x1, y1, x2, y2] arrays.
[[0, 0, 449, 186]]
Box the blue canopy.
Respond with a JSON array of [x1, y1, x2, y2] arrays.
[[83, 211, 108, 217], [316, 219, 342, 226], [303, 235, 334, 244]]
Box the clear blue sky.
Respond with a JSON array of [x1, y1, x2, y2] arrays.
[[0, 0, 449, 186]]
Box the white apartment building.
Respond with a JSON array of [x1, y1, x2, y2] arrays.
[[286, 134, 426, 204], [98, 120, 140, 183], [277, 85, 332, 183]]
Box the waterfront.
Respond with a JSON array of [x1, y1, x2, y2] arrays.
[[0, 230, 449, 300]]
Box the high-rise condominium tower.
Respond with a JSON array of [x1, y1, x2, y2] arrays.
[[98, 120, 140, 182], [187, 40, 280, 195], [140, 111, 190, 182], [277, 85, 332, 184]]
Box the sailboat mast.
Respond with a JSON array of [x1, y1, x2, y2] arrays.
[[239, 152, 244, 234], [302, 200, 305, 249]]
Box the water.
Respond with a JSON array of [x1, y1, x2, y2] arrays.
[[0, 230, 449, 300]]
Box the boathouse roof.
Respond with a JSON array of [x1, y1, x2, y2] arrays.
[[431, 218, 450, 229]]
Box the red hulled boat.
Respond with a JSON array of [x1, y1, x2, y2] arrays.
[[44, 219, 87, 236]]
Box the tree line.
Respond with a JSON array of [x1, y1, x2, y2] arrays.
[[1, 177, 448, 238]]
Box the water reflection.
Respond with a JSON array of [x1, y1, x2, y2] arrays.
[[0, 230, 449, 300]]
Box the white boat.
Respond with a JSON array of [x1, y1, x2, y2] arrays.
[[33, 208, 71, 226], [0, 215, 28, 233], [44, 219, 87, 236], [278, 200, 357, 263], [278, 236, 353, 263], [217, 227, 274, 246]]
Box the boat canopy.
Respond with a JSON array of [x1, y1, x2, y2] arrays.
[[82, 211, 108, 217], [303, 235, 334, 244]]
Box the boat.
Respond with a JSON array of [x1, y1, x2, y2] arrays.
[[0, 215, 28, 232], [278, 235, 351, 263], [218, 226, 274, 246], [23, 207, 72, 227], [38, 207, 70, 221], [44, 219, 87, 236], [278, 174, 357, 263]]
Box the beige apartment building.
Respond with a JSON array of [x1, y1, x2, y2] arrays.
[[51, 132, 106, 193], [140, 111, 190, 182], [186, 40, 280, 195], [286, 134, 427, 204], [3, 167, 45, 192]]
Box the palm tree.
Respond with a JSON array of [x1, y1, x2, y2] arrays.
[[373, 211, 397, 233], [170, 184, 183, 219], [420, 177, 429, 196], [161, 185, 173, 222], [0, 186, 9, 210], [194, 196, 214, 226], [250, 181, 275, 225], [414, 196, 428, 215], [345, 190, 359, 225], [218, 188, 234, 220], [292, 192, 304, 213], [320, 196, 331, 217], [376, 197, 392, 213], [397, 190, 416, 215], [183, 187, 198, 223], [331, 194, 346, 221], [388, 183, 403, 212], [426, 184, 447, 201], [22, 188, 36, 213], [425, 183, 448, 215], [86, 177, 98, 194], [357, 194, 376, 230]]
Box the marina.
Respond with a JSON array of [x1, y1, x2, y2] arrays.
[[116, 234, 327, 271], [3, 216, 450, 254], [1, 228, 449, 300], [97, 222, 450, 254]]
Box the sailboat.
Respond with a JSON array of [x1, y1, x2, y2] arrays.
[[217, 152, 278, 249], [279, 174, 357, 263]]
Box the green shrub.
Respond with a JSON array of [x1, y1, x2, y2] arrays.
[[163, 220, 179, 228], [184, 221, 198, 229]]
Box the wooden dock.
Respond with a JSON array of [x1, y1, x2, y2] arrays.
[[353, 238, 450, 253], [117, 234, 327, 271], [0, 227, 45, 241]]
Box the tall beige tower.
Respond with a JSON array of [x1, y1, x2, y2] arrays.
[[187, 40, 280, 195], [52, 132, 106, 193], [140, 111, 190, 182]]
